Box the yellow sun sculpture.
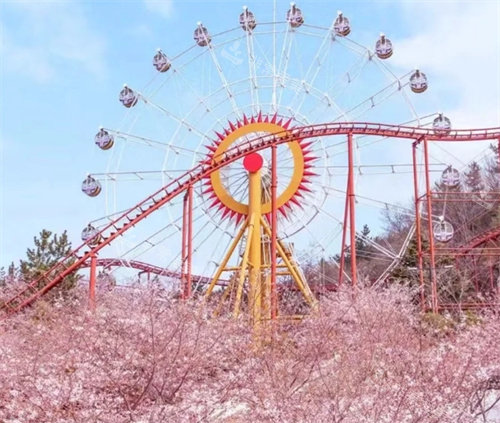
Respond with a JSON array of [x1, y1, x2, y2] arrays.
[[203, 113, 318, 328]]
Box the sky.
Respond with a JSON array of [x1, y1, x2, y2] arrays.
[[0, 0, 499, 269]]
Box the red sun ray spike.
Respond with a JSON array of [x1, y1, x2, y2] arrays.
[[243, 114, 249, 125], [283, 117, 293, 129], [209, 198, 222, 209], [221, 207, 232, 220], [278, 207, 288, 218], [235, 213, 245, 225], [257, 111, 262, 122], [298, 183, 313, 192], [228, 120, 236, 131], [288, 196, 303, 208]]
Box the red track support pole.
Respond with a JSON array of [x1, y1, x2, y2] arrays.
[[181, 190, 188, 300], [423, 137, 438, 313], [270, 145, 278, 320], [347, 132, 357, 287], [89, 253, 97, 311], [338, 180, 350, 286], [489, 263, 494, 292], [497, 139, 500, 171], [412, 141, 426, 311], [473, 257, 479, 294], [186, 184, 193, 299]]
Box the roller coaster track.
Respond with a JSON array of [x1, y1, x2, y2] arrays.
[[80, 258, 340, 292], [454, 226, 500, 257], [79, 258, 216, 285], [2, 122, 500, 316]]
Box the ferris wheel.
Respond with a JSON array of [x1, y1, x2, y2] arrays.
[[80, 4, 452, 292]]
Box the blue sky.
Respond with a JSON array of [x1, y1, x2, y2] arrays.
[[1, 0, 499, 269]]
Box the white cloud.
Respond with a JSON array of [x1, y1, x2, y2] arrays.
[[143, 0, 174, 18], [392, 1, 500, 128], [0, 1, 108, 83]]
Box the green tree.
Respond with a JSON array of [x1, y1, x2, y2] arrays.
[[19, 229, 80, 295], [464, 161, 484, 192]]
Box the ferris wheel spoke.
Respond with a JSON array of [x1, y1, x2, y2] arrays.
[[112, 209, 204, 263], [104, 128, 205, 158], [207, 42, 241, 117], [244, 29, 260, 115], [292, 209, 351, 283], [294, 18, 334, 98], [293, 48, 371, 121], [275, 25, 295, 112], [315, 205, 398, 260], [137, 92, 208, 139], [321, 184, 433, 220], [372, 59, 422, 124], [328, 71, 413, 123], [287, 74, 348, 121], [165, 215, 234, 276], [90, 170, 199, 183]]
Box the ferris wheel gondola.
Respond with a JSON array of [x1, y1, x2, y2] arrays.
[[81, 175, 102, 197], [375, 33, 393, 59], [152, 49, 171, 73], [287, 3, 304, 28], [434, 218, 454, 243], [433, 113, 452, 136], [81, 224, 102, 246], [240, 6, 256, 32], [119, 85, 138, 108], [94, 128, 114, 150], [410, 69, 428, 93], [194, 22, 211, 46], [441, 165, 461, 188]]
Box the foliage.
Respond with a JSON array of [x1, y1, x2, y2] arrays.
[[0, 285, 499, 422], [18, 229, 80, 296]]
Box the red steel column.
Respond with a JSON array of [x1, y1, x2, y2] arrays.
[[338, 183, 350, 286], [89, 253, 97, 311], [186, 184, 193, 299], [270, 145, 278, 320], [497, 139, 500, 171], [347, 132, 357, 287], [412, 141, 426, 311], [181, 190, 188, 299], [423, 137, 438, 313]]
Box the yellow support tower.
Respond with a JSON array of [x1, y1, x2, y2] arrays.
[[205, 152, 317, 331]]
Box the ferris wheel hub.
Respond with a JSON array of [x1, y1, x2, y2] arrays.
[[243, 153, 263, 173]]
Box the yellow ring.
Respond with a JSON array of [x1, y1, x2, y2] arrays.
[[210, 122, 305, 215]]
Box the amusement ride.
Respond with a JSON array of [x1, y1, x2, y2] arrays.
[[2, 4, 500, 324]]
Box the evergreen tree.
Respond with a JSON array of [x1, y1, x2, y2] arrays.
[[356, 224, 371, 256], [19, 230, 80, 294], [464, 161, 484, 192]]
